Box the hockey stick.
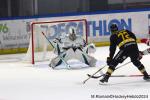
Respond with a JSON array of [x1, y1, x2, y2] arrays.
[[88, 74, 150, 78], [83, 64, 107, 84], [110, 74, 150, 77], [87, 61, 131, 79], [41, 32, 71, 69]]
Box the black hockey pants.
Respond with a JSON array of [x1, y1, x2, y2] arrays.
[[109, 44, 143, 70]]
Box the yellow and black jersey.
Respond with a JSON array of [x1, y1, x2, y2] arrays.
[[109, 29, 137, 58]]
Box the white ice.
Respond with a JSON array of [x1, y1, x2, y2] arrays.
[[0, 43, 150, 100]]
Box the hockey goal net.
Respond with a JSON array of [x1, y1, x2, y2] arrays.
[[25, 19, 88, 64]]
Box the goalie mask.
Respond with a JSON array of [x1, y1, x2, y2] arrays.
[[69, 28, 77, 41]]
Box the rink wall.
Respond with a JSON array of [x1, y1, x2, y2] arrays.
[[0, 8, 150, 54]]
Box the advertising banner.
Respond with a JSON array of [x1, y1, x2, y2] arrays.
[[0, 10, 150, 54]]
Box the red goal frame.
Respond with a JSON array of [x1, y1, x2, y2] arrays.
[[30, 19, 88, 64]]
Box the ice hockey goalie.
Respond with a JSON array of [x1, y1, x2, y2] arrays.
[[49, 28, 97, 69]]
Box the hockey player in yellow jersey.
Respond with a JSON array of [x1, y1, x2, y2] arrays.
[[100, 24, 150, 83]]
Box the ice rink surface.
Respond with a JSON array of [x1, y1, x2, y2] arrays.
[[0, 43, 150, 100]]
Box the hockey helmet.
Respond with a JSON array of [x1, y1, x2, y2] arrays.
[[110, 24, 118, 33], [69, 27, 76, 34], [69, 28, 77, 41]]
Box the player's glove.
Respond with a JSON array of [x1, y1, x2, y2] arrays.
[[107, 57, 112, 66], [138, 51, 144, 60]]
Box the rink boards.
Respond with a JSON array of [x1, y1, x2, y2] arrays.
[[0, 8, 150, 54]]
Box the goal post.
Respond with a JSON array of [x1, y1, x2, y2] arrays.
[[25, 19, 88, 64]]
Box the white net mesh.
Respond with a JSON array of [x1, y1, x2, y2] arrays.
[[24, 19, 88, 64]]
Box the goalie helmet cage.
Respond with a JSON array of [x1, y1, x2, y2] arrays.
[[28, 19, 88, 64]]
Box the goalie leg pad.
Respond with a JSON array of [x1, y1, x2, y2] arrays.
[[88, 56, 97, 67], [49, 56, 62, 68], [75, 49, 97, 67], [83, 43, 96, 54], [62, 48, 76, 60]]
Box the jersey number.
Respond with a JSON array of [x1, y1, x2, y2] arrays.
[[117, 31, 129, 40]]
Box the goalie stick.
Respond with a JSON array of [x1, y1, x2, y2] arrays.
[[41, 32, 71, 69]]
